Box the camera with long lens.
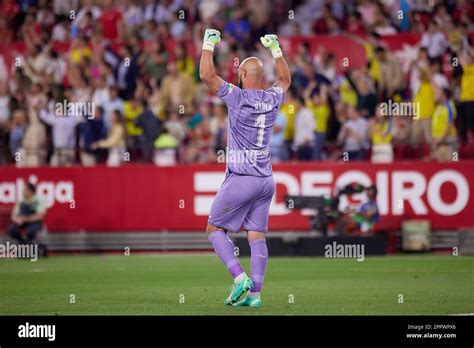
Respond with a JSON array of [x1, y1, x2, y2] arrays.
[[285, 183, 366, 235]]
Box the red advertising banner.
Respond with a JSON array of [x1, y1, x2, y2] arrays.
[[0, 162, 473, 233]]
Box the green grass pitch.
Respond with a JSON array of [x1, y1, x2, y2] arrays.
[[1, 254, 473, 315]]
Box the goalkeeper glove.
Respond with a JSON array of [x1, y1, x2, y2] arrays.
[[202, 29, 221, 52], [260, 34, 282, 59]]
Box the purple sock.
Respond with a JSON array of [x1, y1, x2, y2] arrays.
[[249, 239, 268, 292], [208, 231, 244, 279]]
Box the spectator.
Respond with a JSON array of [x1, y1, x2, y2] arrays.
[[375, 46, 404, 100], [370, 105, 394, 163], [431, 88, 458, 162], [224, 9, 251, 45], [68, 36, 92, 65], [337, 105, 369, 161], [337, 185, 380, 236], [77, 11, 95, 40], [102, 86, 124, 129], [135, 100, 162, 162], [91, 76, 110, 107], [372, 4, 397, 35], [8, 182, 47, 255], [169, 12, 187, 39], [71, 0, 102, 27], [19, 104, 47, 167], [99, 0, 124, 42], [39, 103, 82, 166], [314, 47, 336, 83], [120, 0, 143, 29], [429, 59, 449, 90], [0, 81, 11, 164], [458, 50, 474, 144], [164, 110, 186, 145], [175, 43, 196, 78], [409, 47, 430, 99], [91, 109, 127, 166], [337, 74, 358, 109], [140, 19, 158, 41], [344, 68, 377, 118], [421, 20, 447, 60], [280, 88, 299, 161], [154, 125, 179, 166], [345, 11, 365, 36], [159, 62, 195, 117], [51, 17, 71, 42], [9, 109, 28, 159], [117, 44, 140, 99], [304, 82, 330, 160], [312, 4, 331, 35], [123, 95, 144, 139], [293, 96, 315, 161], [79, 105, 107, 166], [143, 0, 157, 22], [209, 99, 227, 156], [184, 112, 213, 163], [0, 80, 11, 124], [411, 67, 435, 145], [154, 0, 177, 23], [139, 41, 168, 84], [269, 111, 287, 163]]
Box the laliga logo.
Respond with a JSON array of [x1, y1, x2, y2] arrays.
[[193, 169, 470, 216], [0, 175, 74, 208]]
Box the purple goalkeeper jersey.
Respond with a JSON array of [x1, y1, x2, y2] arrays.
[[216, 80, 285, 177]]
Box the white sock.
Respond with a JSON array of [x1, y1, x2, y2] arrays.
[[234, 272, 246, 283]]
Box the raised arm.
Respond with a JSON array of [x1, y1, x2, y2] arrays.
[[260, 34, 291, 92], [38, 107, 56, 126], [199, 29, 224, 95]]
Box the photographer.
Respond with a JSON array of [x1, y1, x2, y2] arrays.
[[336, 185, 380, 236], [8, 183, 47, 252]]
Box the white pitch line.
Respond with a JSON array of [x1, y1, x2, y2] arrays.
[[450, 313, 474, 316]]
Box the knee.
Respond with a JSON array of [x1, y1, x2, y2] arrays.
[[247, 231, 266, 243], [8, 224, 21, 239], [8, 223, 19, 233], [206, 223, 224, 235], [26, 223, 42, 237]]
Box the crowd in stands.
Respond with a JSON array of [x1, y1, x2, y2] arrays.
[[0, 0, 473, 167]]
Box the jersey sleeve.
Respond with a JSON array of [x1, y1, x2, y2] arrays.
[[13, 202, 20, 216], [35, 197, 46, 214], [216, 80, 243, 108], [266, 83, 286, 110]]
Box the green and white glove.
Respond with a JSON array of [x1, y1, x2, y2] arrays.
[[260, 34, 282, 59], [202, 29, 221, 52]]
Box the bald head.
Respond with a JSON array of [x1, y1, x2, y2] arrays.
[[238, 57, 264, 89]]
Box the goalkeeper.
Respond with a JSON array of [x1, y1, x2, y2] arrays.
[[200, 29, 291, 307]]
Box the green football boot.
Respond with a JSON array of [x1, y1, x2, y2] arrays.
[[224, 275, 253, 305], [233, 293, 262, 308]]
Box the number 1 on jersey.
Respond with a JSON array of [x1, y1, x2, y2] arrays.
[[256, 114, 266, 147]]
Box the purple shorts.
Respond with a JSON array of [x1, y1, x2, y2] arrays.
[[208, 172, 275, 233]]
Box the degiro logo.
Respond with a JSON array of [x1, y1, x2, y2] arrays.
[[193, 169, 470, 216], [0, 175, 74, 208]]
